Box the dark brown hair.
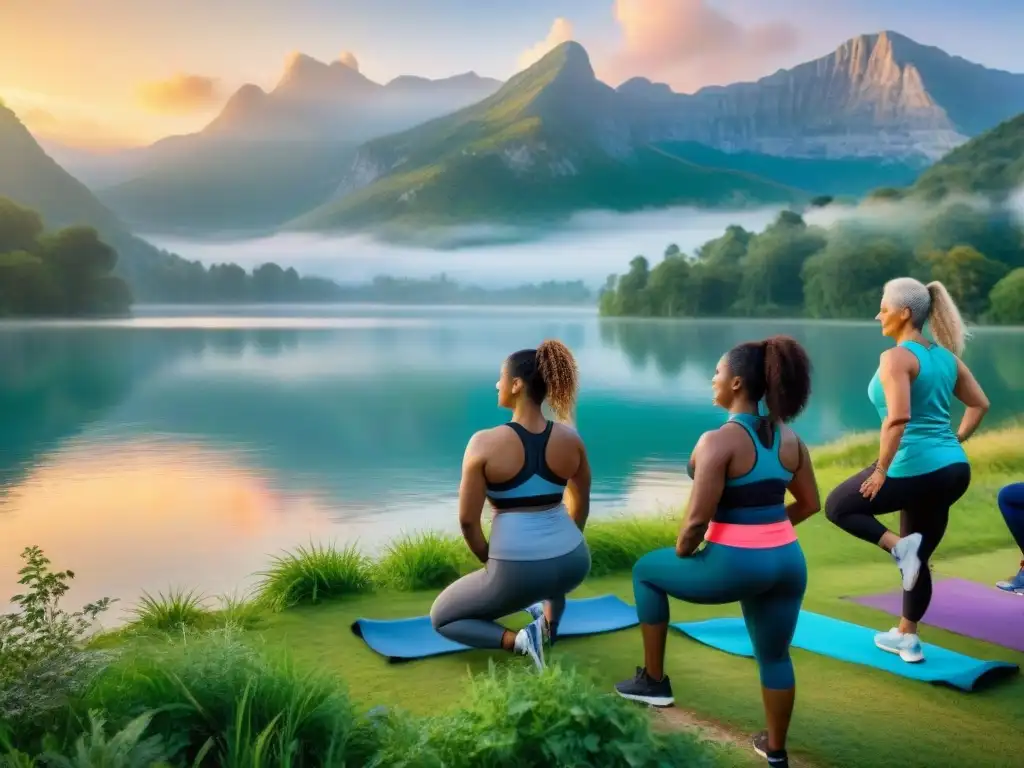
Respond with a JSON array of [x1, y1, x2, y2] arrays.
[[507, 339, 580, 423], [725, 335, 812, 425]]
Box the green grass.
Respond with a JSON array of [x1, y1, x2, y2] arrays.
[[56, 424, 1024, 766], [128, 588, 209, 632], [254, 541, 374, 611], [372, 531, 475, 592], [9, 633, 733, 766]]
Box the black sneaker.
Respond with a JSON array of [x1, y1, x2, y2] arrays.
[[613, 666, 674, 707], [752, 731, 789, 766]]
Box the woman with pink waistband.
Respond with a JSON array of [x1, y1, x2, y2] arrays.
[[614, 336, 821, 768]]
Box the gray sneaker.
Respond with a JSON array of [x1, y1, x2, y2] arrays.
[[891, 532, 923, 591]]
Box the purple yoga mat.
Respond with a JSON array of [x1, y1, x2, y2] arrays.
[[848, 578, 1024, 653]]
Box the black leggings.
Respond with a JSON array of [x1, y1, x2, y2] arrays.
[[825, 462, 971, 622]]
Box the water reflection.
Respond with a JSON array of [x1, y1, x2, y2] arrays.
[[1, 308, 1022, 613]]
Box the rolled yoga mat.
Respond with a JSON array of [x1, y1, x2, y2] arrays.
[[351, 594, 639, 662], [846, 577, 1024, 653], [670, 610, 1018, 691]]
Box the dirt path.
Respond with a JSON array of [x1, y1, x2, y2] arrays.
[[651, 706, 819, 768]]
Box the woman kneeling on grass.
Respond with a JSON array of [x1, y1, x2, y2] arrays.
[[429, 339, 592, 669], [824, 278, 988, 662], [614, 336, 820, 768]]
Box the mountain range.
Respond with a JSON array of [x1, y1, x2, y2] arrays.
[[6, 30, 1024, 245]]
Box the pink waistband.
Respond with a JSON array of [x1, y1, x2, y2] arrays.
[[704, 520, 797, 548]]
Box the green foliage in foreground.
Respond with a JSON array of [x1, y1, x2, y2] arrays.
[[2, 617, 724, 767], [0, 546, 117, 730], [2, 424, 1021, 766]]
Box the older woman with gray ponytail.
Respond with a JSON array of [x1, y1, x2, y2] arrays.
[[824, 277, 989, 663]]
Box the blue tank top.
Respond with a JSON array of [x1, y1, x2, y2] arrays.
[[867, 340, 967, 478], [687, 412, 793, 525], [484, 421, 568, 510]]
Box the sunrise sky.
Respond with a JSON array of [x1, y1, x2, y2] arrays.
[[2, 0, 1021, 149]]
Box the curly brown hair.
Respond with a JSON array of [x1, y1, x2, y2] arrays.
[[725, 335, 812, 424], [507, 339, 580, 423]]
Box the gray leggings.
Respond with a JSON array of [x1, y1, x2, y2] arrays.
[[429, 541, 591, 648]]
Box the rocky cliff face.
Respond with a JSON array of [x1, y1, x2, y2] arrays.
[[620, 31, 1024, 160]]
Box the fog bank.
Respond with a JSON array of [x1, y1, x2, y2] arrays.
[[144, 206, 784, 287]]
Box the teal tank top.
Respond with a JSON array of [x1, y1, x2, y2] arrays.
[[687, 412, 793, 525], [867, 340, 967, 478]]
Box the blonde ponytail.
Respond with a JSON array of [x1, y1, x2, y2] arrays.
[[536, 339, 579, 425], [926, 281, 969, 356]]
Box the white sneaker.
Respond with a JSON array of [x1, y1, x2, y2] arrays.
[[874, 627, 925, 663], [891, 533, 923, 591], [514, 618, 545, 669]]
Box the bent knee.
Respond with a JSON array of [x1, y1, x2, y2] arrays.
[[429, 596, 450, 631], [998, 483, 1024, 510], [757, 656, 795, 690], [824, 488, 851, 524], [632, 546, 676, 579]]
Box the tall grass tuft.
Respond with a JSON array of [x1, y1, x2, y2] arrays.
[[128, 588, 209, 632], [584, 515, 678, 576], [369, 662, 723, 767], [373, 531, 472, 591], [84, 632, 374, 767], [254, 541, 373, 611], [214, 591, 264, 630]]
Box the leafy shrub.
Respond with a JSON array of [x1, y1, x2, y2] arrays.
[[85, 632, 373, 767], [0, 546, 116, 734], [371, 663, 723, 767], [40, 711, 172, 768]]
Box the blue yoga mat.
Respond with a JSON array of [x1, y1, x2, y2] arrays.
[[351, 594, 639, 662], [670, 610, 1018, 692]]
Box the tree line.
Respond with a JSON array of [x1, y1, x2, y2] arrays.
[[598, 201, 1024, 325], [0, 198, 131, 317], [0, 198, 594, 316]]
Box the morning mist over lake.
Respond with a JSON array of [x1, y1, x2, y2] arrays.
[[4, 2, 1024, 764], [142, 206, 786, 287]]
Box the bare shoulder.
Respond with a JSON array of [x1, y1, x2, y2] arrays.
[[778, 422, 806, 454], [465, 426, 502, 454], [551, 421, 582, 442], [880, 346, 916, 374], [694, 427, 732, 458]]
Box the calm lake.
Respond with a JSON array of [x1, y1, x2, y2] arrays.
[[2, 304, 1022, 617]]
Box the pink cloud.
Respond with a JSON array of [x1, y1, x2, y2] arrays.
[[605, 0, 799, 92], [517, 18, 575, 71]]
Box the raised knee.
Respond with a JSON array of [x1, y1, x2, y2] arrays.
[[632, 546, 673, 580], [824, 490, 846, 524], [997, 484, 1023, 510]]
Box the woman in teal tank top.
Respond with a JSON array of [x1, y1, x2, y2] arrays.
[[614, 336, 821, 768], [826, 277, 990, 663]]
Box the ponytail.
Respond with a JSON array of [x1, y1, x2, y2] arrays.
[[506, 339, 580, 424], [725, 335, 812, 425], [536, 339, 579, 424], [926, 280, 969, 356]]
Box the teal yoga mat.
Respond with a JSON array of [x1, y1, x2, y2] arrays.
[[670, 610, 1018, 691], [352, 594, 639, 663]]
